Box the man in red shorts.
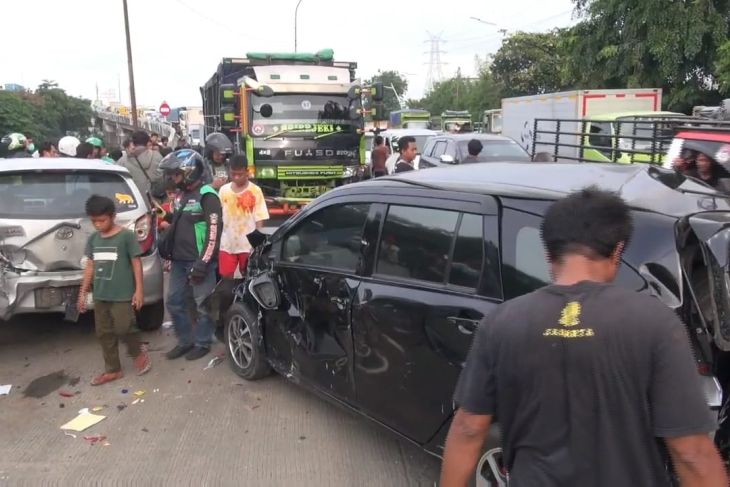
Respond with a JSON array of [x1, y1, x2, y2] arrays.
[[218, 155, 269, 278]]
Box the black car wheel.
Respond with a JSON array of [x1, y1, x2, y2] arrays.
[[137, 301, 164, 331], [224, 302, 271, 380]]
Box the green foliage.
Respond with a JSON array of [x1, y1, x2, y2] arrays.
[[414, 67, 501, 122], [569, 0, 730, 111], [491, 30, 576, 97], [0, 81, 93, 142], [717, 40, 730, 94]]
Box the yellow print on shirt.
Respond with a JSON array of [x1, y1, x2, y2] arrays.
[[543, 301, 595, 338]]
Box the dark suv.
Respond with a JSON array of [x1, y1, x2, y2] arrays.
[[223, 162, 730, 485], [420, 133, 530, 168]]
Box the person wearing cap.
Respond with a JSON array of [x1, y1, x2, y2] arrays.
[[86, 136, 115, 163]]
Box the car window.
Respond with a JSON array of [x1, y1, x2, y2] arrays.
[[432, 141, 447, 158], [449, 213, 484, 289], [282, 203, 370, 271], [503, 208, 648, 298], [445, 141, 458, 159], [377, 205, 459, 284], [422, 139, 435, 157], [457, 140, 530, 162], [588, 122, 613, 149], [0, 171, 140, 219]]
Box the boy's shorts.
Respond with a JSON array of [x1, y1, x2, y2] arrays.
[[219, 251, 250, 278]]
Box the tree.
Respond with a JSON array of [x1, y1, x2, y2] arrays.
[[0, 84, 92, 142], [716, 40, 730, 94], [569, 0, 730, 111], [365, 70, 409, 116], [490, 30, 576, 97]]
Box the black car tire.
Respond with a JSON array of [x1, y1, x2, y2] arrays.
[[137, 301, 164, 331], [224, 302, 271, 380]]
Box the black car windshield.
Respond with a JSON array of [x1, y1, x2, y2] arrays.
[[459, 140, 530, 162], [251, 94, 357, 138], [0, 171, 139, 219]]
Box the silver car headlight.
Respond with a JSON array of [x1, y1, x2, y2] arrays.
[[342, 166, 357, 178]]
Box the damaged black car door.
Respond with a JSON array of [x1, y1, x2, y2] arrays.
[[267, 202, 372, 402]]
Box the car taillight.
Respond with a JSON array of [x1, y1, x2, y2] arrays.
[[134, 214, 155, 254]]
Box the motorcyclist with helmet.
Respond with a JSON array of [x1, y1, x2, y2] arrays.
[[86, 136, 115, 163], [158, 149, 222, 361], [58, 135, 81, 157], [204, 132, 233, 191], [0, 133, 32, 158]]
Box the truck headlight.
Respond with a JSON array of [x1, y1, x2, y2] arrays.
[[257, 167, 277, 179], [342, 166, 357, 178]]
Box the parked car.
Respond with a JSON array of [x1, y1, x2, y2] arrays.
[[376, 128, 441, 173], [419, 133, 530, 168], [223, 161, 730, 485], [0, 158, 164, 328]]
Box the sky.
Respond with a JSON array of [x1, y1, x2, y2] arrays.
[[1, 0, 577, 109]]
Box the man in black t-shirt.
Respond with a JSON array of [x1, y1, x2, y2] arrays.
[[440, 187, 727, 486], [394, 136, 417, 173]]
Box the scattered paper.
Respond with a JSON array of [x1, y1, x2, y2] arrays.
[[92, 406, 104, 412], [63, 432, 77, 439], [60, 410, 106, 432], [132, 398, 140, 405], [133, 390, 145, 397], [0, 385, 11, 395]]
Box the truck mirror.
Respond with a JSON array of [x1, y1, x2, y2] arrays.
[[260, 104, 273, 118], [370, 82, 384, 102], [370, 102, 387, 121], [349, 106, 362, 120], [258, 85, 275, 97], [348, 85, 361, 100]]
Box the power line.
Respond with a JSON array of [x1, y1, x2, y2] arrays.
[[171, 0, 262, 42]]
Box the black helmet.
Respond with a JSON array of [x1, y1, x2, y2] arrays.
[[159, 149, 206, 188], [204, 132, 233, 156]]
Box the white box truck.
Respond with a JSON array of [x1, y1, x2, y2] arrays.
[[500, 88, 685, 163]]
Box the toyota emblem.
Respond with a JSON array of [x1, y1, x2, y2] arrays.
[[56, 227, 74, 240]]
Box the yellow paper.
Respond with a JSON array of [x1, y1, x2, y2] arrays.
[[133, 390, 145, 397], [60, 412, 106, 432]]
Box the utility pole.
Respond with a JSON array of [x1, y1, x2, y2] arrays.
[[294, 0, 303, 52], [122, 0, 138, 128]]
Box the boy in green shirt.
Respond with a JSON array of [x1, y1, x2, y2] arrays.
[[78, 195, 151, 385]]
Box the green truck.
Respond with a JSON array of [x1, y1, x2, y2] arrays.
[[201, 49, 370, 214]]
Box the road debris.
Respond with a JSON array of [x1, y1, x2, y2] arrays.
[[116, 403, 127, 412], [60, 408, 106, 432], [92, 406, 104, 412], [204, 356, 223, 370], [58, 390, 75, 398], [132, 398, 140, 405], [83, 435, 107, 445], [162, 320, 173, 328], [153, 388, 160, 393], [142, 427, 149, 433], [0, 385, 11, 395], [121, 388, 129, 394], [133, 390, 145, 397], [63, 432, 77, 439]]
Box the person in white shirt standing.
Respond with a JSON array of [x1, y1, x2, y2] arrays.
[[218, 154, 269, 279]]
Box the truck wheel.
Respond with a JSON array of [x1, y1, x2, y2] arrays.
[[225, 302, 271, 380], [137, 301, 164, 331]]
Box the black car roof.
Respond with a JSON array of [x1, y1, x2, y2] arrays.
[[329, 162, 730, 217]]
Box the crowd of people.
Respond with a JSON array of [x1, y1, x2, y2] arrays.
[[0, 128, 270, 385]]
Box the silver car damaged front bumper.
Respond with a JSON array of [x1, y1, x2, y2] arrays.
[[0, 252, 164, 321]]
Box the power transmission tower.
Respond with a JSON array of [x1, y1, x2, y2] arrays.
[[424, 32, 447, 94]]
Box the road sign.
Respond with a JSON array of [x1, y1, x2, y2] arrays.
[[159, 102, 171, 117]]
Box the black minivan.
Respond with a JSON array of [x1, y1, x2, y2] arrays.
[[224, 162, 730, 486]]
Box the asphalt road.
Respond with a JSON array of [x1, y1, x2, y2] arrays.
[[0, 215, 441, 487]]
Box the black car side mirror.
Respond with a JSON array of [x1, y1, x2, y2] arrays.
[[248, 272, 281, 310]]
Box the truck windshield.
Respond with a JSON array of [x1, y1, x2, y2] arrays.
[[404, 120, 430, 129], [617, 117, 681, 151], [251, 94, 358, 138]]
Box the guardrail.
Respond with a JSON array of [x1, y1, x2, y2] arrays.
[[92, 107, 177, 141]]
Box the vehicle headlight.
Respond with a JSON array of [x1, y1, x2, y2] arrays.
[[257, 167, 277, 179], [342, 166, 357, 178]]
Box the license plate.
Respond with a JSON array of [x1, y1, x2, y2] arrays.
[[284, 186, 328, 199], [35, 286, 79, 309]]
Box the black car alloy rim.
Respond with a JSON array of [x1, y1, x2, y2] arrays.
[[228, 313, 253, 369]]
